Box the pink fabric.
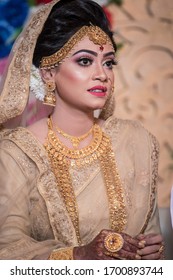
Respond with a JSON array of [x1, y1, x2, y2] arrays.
[[26, 98, 53, 126], [0, 57, 8, 76]]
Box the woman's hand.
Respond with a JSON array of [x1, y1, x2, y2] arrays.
[[73, 229, 142, 260], [136, 233, 165, 259]]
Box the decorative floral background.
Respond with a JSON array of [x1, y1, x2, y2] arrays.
[[0, 0, 53, 78], [107, 0, 173, 207]]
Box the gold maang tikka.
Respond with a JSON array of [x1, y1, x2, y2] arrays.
[[40, 25, 114, 69]]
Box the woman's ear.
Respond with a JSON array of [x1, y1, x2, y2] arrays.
[[40, 68, 56, 83]]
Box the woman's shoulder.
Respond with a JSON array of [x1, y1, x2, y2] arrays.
[[103, 115, 146, 131], [102, 116, 159, 150], [0, 125, 46, 161], [0, 126, 35, 144], [27, 117, 48, 145], [0, 125, 49, 176], [104, 115, 155, 134], [0, 126, 27, 144], [0, 127, 37, 178]]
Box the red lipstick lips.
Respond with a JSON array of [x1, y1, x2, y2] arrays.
[[87, 86, 107, 97]]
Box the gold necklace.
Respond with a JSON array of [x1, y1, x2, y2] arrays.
[[44, 117, 127, 245], [51, 116, 94, 149]]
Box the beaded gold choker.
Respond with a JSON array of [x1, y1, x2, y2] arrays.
[[52, 116, 95, 149], [40, 25, 114, 69], [44, 117, 127, 245]]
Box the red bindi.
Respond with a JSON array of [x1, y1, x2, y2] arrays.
[[100, 45, 104, 51]]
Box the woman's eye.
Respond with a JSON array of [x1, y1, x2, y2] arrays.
[[77, 57, 93, 66], [104, 59, 117, 69]]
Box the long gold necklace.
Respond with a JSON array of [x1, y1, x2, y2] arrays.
[[44, 116, 127, 245], [53, 116, 94, 149]]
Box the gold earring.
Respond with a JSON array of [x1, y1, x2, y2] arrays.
[[43, 81, 56, 106]]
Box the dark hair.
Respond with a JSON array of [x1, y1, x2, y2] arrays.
[[33, 0, 117, 67]]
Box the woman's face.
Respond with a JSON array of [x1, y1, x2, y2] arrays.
[[53, 36, 116, 112]]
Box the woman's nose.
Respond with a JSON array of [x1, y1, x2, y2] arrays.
[[92, 65, 108, 82]]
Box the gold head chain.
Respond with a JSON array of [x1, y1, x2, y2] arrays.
[[40, 25, 114, 69]]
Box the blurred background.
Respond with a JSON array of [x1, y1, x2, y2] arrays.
[[0, 0, 173, 258]]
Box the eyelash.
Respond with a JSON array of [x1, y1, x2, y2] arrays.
[[76, 56, 118, 69], [104, 59, 118, 69]]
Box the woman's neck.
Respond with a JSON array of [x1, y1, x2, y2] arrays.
[[51, 107, 95, 137]]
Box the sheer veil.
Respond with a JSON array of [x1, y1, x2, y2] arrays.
[[0, 0, 58, 128]]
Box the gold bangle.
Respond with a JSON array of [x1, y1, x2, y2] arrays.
[[48, 247, 74, 260]]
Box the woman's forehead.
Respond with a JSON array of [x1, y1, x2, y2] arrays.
[[70, 36, 115, 56]]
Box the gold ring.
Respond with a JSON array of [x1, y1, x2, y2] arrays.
[[159, 245, 164, 254], [104, 232, 124, 253]]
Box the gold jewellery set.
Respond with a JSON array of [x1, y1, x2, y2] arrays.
[[42, 25, 126, 260], [45, 115, 126, 259], [55, 120, 94, 149]]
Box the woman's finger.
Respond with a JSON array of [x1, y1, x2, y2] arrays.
[[137, 233, 163, 245]]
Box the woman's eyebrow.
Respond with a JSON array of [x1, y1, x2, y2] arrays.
[[72, 49, 115, 57], [104, 51, 115, 57], [72, 49, 97, 56]]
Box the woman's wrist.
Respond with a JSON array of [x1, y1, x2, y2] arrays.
[[73, 245, 87, 260]]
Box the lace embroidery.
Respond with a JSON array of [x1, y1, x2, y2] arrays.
[[48, 247, 73, 260], [140, 133, 159, 234], [1, 127, 78, 246], [0, 1, 56, 124], [104, 118, 159, 234], [71, 161, 100, 195]]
